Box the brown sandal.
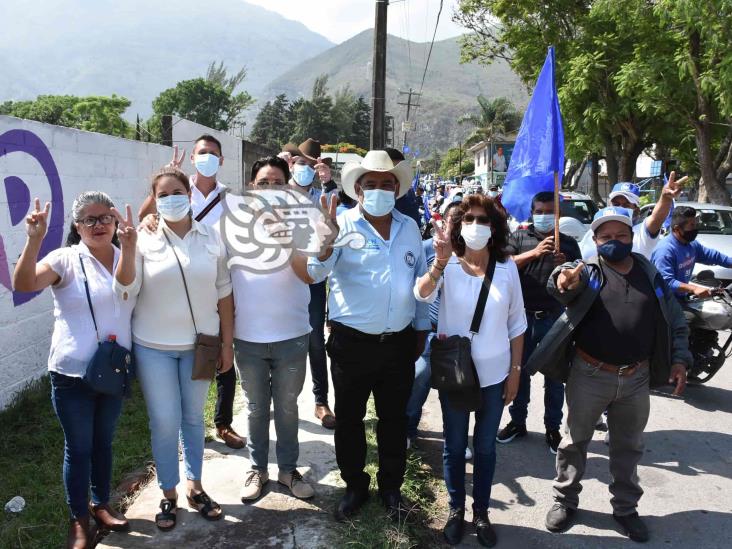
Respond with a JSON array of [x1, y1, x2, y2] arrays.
[[155, 497, 177, 531], [187, 491, 222, 521]]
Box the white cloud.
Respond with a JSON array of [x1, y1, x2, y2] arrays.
[[244, 0, 465, 44]]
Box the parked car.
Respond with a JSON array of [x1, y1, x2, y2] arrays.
[[505, 191, 596, 241], [639, 201, 732, 283]]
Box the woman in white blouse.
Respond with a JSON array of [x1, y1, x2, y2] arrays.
[[13, 192, 134, 548], [415, 194, 526, 547], [114, 168, 234, 531]]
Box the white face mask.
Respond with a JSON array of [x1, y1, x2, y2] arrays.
[[461, 223, 492, 250]]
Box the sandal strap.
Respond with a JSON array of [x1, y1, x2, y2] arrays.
[[158, 497, 177, 515]]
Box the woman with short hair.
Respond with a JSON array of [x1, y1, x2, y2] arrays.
[[14, 191, 134, 548]]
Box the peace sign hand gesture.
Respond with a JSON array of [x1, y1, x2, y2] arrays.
[[25, 198, 51, 241], [166, 145, 186, 170], [317, 193, 340, 261], [662, 170, 688, 201], [432, 219, 453, 263], [112, 204, 137, 250]]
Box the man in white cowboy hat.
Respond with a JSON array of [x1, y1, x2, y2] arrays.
[[308, 150, 431, 523]]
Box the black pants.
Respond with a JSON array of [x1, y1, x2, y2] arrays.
[[308, 281, 329, 405], [214, 367, 237, 427], [328, 323, 416, 493]]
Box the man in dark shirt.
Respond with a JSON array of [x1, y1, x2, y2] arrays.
[[498, 192, 581, 453]]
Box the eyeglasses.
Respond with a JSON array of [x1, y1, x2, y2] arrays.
[[463, 213, 490, 224], [79, 215, 115, 227]]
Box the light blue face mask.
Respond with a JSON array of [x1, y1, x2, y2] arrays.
[[156, 195, 191, 222], [362, 189, 396, 217], [533, 213, 555, 233], [292, 164, 316, 186], [194, 153, 220, 178]]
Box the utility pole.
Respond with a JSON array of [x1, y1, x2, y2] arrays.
[[370, 0, 388, 150], [458, 139, 463, 183], [398, 88, 422, 150]]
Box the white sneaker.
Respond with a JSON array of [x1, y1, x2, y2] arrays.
[[240, 469, 269, 501], [465, 446, 473, 460], [278, 470, 314, 499]]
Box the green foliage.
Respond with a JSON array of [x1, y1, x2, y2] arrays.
[[439, 147, 474, 179], [1, 94, 132, 137], [205, 61, 248, 94], [249, 94, 293, 151], [322, 142, 368, 156], [152, 77, 253, 132], [459, 95, 521, 146]]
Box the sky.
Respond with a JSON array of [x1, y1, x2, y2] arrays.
[[244, 0, 466, 44]]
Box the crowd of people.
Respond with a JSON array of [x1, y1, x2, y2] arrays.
[[12, 133, 731, 548]]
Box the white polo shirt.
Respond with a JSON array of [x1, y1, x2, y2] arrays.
[[42, 243, 135, 377], [190, 175, 226, 225]]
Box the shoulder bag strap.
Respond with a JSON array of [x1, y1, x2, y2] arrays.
[[78, 254, 101, 342], [194, 191, 222, 223], [161, 229, 199, 334], [469, 254, 498, 335]]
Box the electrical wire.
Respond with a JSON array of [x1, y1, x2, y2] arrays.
[[418, 0, 443, 97]]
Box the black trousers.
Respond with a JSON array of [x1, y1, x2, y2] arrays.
[[308, 281, 329, 405], [328, 322, 416, 494], [214, 366, 237, 427]]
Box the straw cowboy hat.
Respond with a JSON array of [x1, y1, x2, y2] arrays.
[[341, 150, 413, 200], [282, 138, 332, 166]]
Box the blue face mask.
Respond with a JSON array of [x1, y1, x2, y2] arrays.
[[597, 240, 633, 262], [362, 189, 396, 217], [156, 195, 191, 222], [194, 153, 220, 178], [533, 213, 555, 234], [292, 164, 316, 186]]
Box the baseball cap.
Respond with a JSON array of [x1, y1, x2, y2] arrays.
[[591, 206, 634, 232], [608, 182, 640, 206]]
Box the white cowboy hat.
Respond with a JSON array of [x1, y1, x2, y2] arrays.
[[341, 150, 413, 200]]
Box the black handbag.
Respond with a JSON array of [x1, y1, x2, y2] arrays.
[[79, 255, 133, 398], [430, 255, 497, 392]]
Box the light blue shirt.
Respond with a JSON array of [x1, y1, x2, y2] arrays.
[[308, 207, 431, 334]]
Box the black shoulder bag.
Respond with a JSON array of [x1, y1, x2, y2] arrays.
[[79, 255, 133, 398], [430, 254, 497, 392]]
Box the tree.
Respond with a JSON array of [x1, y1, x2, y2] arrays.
[[206, 61, 247, 94], [439, 147, 474, 179], [1, 95, 132, 137], [459, 96, 521, 146], [290, 74, 337, 143], [152, 78, 253, 132], [351, 97, 372, 150], [249, 94, 292, 150]]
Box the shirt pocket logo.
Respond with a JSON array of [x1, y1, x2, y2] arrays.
[[404, 250, 416, 268]]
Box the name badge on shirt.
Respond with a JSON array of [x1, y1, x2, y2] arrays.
[[364, 239, 381, 251]]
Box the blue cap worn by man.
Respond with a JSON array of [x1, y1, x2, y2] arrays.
[[527, 205, 691, 543]]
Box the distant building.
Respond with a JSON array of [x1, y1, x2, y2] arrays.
[[469, 134, 517, 189]]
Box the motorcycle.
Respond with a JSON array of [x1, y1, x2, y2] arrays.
[[684, 270, 732, 383]]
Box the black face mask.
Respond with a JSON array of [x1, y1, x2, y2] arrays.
[[682, 229, 699, 242], [597, 240, 633, 262]]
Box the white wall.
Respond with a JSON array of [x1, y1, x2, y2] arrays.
[[0, 115, 172, 408], [171, 117, 243, 191]]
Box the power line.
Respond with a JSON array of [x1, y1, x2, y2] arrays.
[[418, 0, 443, 97]]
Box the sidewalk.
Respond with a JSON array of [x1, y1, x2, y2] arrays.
[[98, 367, 340, 549]]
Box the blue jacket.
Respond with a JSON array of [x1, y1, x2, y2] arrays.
[[651, 234, 732, 296]]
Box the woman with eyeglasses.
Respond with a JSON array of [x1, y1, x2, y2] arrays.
[[13, 192, 135, 548], [414, 194, 526, 547], [114, 167, 234, 531]]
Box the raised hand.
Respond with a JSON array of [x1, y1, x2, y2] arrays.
[[662, 171, 688, 201], [317, 193, 340, 260], [166, 145, 186, 170], [431, 218, 453, 262], [277, 151, 294, 169], [314, 159, 332, 183], [557, 261, 584, 293], [112, 204, 137, 249], [25, 198, 50, 240]]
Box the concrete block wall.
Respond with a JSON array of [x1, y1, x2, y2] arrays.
[[0, 115, 173, 408]]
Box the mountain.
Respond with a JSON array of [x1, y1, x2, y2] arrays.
[[0, 0, 333, 117], [259, 30, 530, 154]]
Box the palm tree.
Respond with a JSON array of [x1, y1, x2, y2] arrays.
[[459, 96, 522, 147]]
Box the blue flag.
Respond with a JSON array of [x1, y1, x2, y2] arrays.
[[501, 46, 565, 222], [411, 168, 420, 193]]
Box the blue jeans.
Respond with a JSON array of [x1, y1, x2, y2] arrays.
[[50, 372, 123, 519], [440, 382, 505, 512], [234, 334, 309, 472], [134, 344, 210, 490], [308, 281, 329, 405], [406, 332, 434, 438], [509, 312, 565, 431]]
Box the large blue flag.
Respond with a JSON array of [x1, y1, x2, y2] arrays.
[[501, 46, 564, 222]]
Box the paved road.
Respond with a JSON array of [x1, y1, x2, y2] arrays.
[[417, 354, 732, 548]]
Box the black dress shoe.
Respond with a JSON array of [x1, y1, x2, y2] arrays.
[[473, 510, 497, 547], [334, 489, 369, 522], [545, 502, 576, 532], [613, 512, 649, 542], [443, 507, 465, 545], [381, 491, 414, 523]]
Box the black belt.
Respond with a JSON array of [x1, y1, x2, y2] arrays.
[[330, 321, 412, 343]]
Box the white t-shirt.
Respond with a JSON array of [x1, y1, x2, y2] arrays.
[[42, 243, 135, 377], [190, 176, 226, 225], [114, 219, 232, 350], [231, 266, 311, 343], [579, 221, 659, 261], [415, 256, 527, 387]]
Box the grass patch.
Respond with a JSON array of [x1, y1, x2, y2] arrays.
[[337, 399, 443, 548]]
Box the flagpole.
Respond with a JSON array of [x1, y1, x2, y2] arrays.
[[553, 171, 560, 251]]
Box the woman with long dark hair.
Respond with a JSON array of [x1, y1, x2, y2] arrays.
[[415, 194, 526, 546], [13, 191, 134, 548]]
